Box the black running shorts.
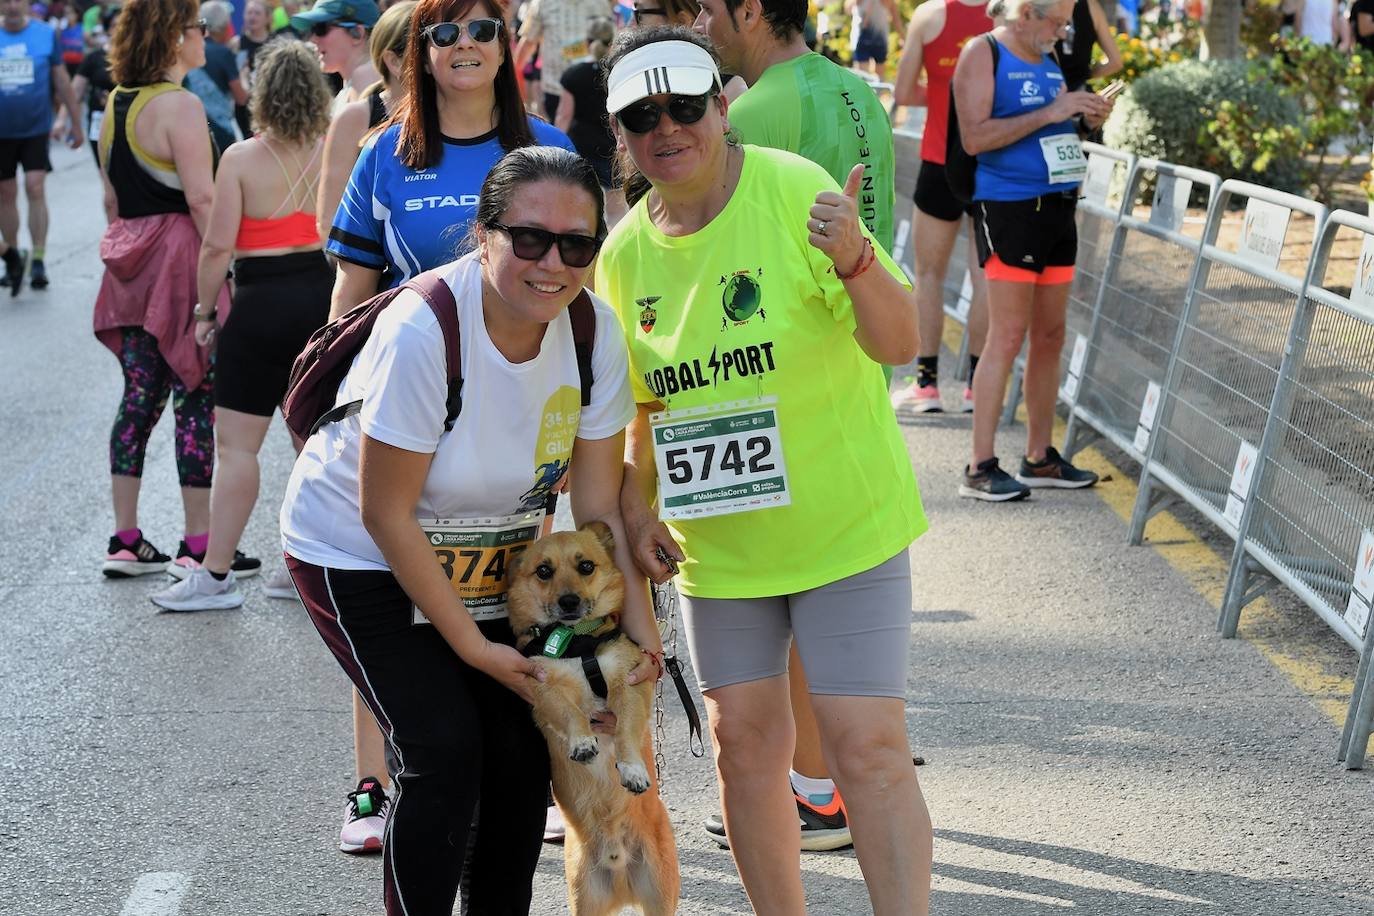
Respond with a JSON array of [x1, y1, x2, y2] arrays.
[[914, 160, 971, 223], [0, 134, 52, 181], [972, 193, 1079, 274]]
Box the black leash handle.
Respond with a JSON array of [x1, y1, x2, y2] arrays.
[[664, 655, 704, 758]]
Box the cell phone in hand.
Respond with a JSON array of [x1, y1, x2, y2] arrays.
[[1099, 79, 1125, 100]]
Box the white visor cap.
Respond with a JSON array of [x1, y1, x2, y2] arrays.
[[606, 40, 723, 114]]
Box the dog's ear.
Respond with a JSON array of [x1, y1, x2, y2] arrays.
[[580, 520, 615, 554], [507, 544, 526, 577]]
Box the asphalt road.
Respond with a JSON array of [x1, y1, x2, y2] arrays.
[[3, 145, 1373, 916]]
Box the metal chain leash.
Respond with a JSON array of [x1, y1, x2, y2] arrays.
[[652, 578, 679, 785]]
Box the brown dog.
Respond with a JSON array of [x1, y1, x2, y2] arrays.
[[507, 521, 679, 915]]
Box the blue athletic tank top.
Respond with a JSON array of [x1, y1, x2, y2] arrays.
[[974, 40, 1081, 202]]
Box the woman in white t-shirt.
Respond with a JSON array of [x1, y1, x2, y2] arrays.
[[280, 146, 657, 915]]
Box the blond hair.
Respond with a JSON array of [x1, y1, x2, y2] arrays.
[[370, 0, 416, 84], [249, 39, 333, 143]]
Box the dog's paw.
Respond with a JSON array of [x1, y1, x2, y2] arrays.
[[569, 735, 600, 763], [617, 760, 651, 794]]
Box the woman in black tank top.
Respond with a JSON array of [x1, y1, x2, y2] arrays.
[[1054, 0, 1121, 91], [93, 0, 225, 581]]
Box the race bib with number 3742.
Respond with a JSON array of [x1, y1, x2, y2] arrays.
[[414, 511, 544, 623], [650, 397, 791, 521]]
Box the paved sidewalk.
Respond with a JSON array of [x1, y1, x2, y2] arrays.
[[3, 146, 1372, 915]]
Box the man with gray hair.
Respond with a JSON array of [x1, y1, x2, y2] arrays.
[[186, 0, 248, 153]]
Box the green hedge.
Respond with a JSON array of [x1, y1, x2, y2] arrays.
[[1103, 59, 1304, 194]]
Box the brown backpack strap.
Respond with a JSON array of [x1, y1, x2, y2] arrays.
[[568, 290, 596, 407]]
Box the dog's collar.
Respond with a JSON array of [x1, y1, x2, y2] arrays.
[[521, 617, 622, 699]]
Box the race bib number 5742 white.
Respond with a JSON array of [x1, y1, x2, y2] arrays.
[[651, 397, 791, 520]]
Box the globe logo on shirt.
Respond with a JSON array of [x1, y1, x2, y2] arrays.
[[721, 272, 763, 323]]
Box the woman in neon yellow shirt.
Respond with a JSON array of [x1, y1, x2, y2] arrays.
[[596, 27, 933, 916]]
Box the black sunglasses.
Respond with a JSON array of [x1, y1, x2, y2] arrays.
[[632, 6, 666, 25], [489, 223, 602, 269], [184, 17, 207, 36], [616, 92, 715, 134], [423, 18, 502, 47], [309, 20, 360, 36]]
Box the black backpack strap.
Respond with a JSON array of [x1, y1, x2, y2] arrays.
[[568, 290, 596, 407], [403, 273, 463, 432]]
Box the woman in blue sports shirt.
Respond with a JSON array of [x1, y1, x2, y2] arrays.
[[325, 0, 574, 318]]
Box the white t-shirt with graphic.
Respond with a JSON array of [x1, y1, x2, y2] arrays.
[[280, 251, 635, 571], [519, 0, 610, 87]]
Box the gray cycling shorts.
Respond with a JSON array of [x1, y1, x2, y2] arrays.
[[679, 550, 913, 698]]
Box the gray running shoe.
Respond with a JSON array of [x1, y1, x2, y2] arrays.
[[959, 457, 1031, 502]]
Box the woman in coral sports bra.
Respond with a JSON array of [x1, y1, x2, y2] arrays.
[[150, 39, 335, 612]]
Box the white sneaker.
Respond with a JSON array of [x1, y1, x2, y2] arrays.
[[150, 567, 244, 612], [890, 382, 944, 413], [543, 802, 566, 843], [263, 566, 299, 601], [340, 777, 388, 854]]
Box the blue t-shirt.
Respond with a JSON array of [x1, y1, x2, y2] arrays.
[[0, 20, 59, 138], [185, 39, 238, 134], [327, 119, 576, 284], [974, 40, 1079, 202]]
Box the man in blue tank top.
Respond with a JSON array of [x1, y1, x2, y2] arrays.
[[0, 0, 83, 294], [950, 0, 1110, 501]]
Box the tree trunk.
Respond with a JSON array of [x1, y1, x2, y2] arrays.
[[1201, 0, 1243, 59]]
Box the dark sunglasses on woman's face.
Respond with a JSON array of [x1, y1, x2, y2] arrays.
[[615, 93, 713, 134], [632, 7, 666, 25], [423, 18, 502, 47], [489, 223, 602, 269], [310, 19, 360, 36], [184, 17, 207, 36]]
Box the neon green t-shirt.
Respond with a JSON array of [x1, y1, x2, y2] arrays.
[[728, 52, 896, 252], [595, 146, 926, 599]]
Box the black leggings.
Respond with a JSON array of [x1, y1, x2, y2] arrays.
[[287, 558, 550, 916]]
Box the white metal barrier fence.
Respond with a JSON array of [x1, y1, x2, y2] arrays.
[[893, 144, 1374, 767]]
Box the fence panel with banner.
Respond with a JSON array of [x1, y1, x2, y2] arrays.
[[1001, 144, 1136, 426], [1207, 209, 1374, 767], [1127, 181, 1327, 547], [1061, 158, 1220, 463]]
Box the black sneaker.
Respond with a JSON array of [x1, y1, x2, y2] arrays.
[[702, 791, 853, 851], [1016, 446, 1099, 489], [29, 258, 47, 290], [102, 534, 172, 578], [2, 247, 25, 297], [167, 540, 263, 580], [959, 457, 1031, 502]]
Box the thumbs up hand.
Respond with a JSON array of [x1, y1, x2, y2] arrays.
[[808, 163, 868, 275]]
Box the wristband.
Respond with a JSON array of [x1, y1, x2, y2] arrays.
[[193, 305, 217, 321], [641, 648, 665, 680], [836, 237, 876, 281]]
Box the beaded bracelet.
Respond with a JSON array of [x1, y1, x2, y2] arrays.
[[836, 237, 876, 281]]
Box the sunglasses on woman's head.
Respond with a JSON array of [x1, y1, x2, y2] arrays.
[[489, 223, 602, 269], [615, 93, 714, 134], [632, 7, 666, 25], [423, 18, 502, 47], [184, 17, 207, 36]]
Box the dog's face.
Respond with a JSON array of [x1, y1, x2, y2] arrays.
[[507, 521, 625, 641]]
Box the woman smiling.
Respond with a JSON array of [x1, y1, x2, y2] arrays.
[[325, 0, 573, 319], [597, 26, 933, 916]]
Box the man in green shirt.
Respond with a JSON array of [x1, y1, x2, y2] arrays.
[[694, 0, 911, 854], [697, 0, 896, 252]]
